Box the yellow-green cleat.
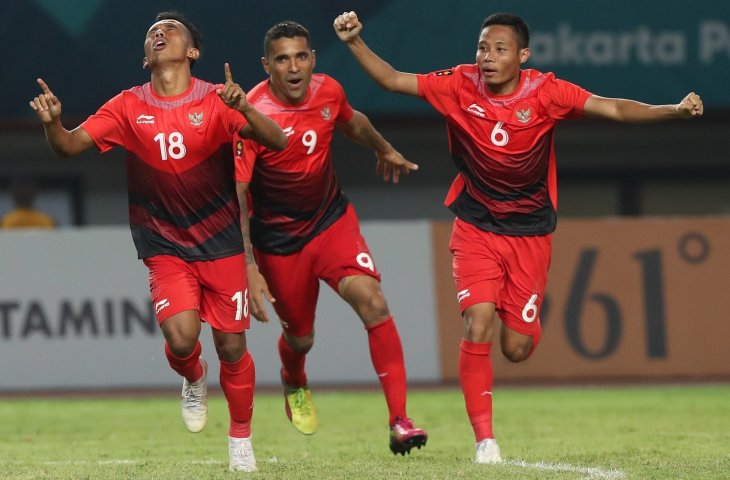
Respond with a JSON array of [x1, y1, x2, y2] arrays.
[[284, 384, 318, 435]]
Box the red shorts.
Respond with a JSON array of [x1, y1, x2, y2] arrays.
[[143, 253, 250, 333], [449, 218, 551, 337], [254, 204, 381, 337]]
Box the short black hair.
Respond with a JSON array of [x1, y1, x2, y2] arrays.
[[263, 21, 311, 57], [155, 11, 203, 67], [481, 13, 529, 49]]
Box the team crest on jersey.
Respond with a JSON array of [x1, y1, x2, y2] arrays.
[[516, 108, 532, 123], [514, 102, 533, 124], [433, 69, 453, 76], [320, 106, 331, 121], [235, 140, 243, 157], [188, 111, 204, 127]]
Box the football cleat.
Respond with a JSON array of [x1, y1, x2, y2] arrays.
[[389, 416, 428, 455], [475, 438, 502, 464], [180, 358, 208, 433], [228, 435, 257, 472], [283, 380, 318, 435]]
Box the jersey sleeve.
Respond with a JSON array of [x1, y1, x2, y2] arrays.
[[540, 75, 593, 120], [233, 132, 259, 183], [417, 67, 459, 116], [79, 93, 127, 153], [329, 77, 354, 123]]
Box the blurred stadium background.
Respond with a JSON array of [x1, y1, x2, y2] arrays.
[[1, 0, 729, 392]]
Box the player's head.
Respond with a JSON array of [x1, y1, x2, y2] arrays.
[[476, 13, 531, 94], [143, 11, 202, 70], [261, 21, 316, 105]]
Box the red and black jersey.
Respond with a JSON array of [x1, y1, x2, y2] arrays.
[[81, 78, 247, 261], [234, 74, 354, 254], [418, 66, 592, 236]]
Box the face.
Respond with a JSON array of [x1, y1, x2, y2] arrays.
[[262, 36, 315, 105], [475, 25, 530, 95], [143, 19, 198, 69]]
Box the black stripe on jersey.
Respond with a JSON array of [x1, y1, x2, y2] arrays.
[[452, 154, 547, 202], [448, 188, 557, 236], [250, 194, 349, 254], [128, 189, 236, 229], [132, 219, 244, 261]]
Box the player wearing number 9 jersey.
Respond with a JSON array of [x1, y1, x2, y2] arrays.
[[29, 11, 287, 473], [334, 10, 703, 464], [234, 21, 427, 455]]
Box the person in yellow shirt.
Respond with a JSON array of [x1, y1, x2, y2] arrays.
[[1, 180, 55, 229]]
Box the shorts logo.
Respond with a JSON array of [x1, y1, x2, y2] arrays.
[[136, 114, 155, 124], [188, 111, 204, 127], [457, 289, 471, 302], [155, 298, 170, 314], [467, 103, 486, 118], [283, 126, 295, 137], [235, 140, 243, 157]]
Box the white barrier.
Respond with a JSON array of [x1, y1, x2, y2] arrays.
[[0, 222, 440, 391]]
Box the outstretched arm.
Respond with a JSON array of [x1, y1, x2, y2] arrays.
[[334, 11, 419, 96], [235, 181, 275, 323], [337, 110, 418, 184], [584, 92, 703, 123], [218, 63, 288, 151], [29, 78, 95, 157]]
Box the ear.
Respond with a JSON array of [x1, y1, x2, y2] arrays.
[[142, 57, 149, 69], [311, 49, 316, 69], [519, 47, 531, 64], [187, 48, 200, 62], [261, 57, 270, 74]]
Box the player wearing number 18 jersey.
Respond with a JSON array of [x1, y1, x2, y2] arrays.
[[234, 21, 427, 455], [29, 11, 287, 472], [335, 10, 703, 463]]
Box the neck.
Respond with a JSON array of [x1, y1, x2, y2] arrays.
[[487, 71, 522, 96], [150, 63, 193, 96]]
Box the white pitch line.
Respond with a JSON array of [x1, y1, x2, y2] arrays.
[[506, 459, 625, 480]]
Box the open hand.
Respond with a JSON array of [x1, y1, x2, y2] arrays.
[[375, 148, 418, 184], [246, 263, 275, 323]]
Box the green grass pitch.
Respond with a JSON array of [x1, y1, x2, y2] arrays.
[[1, 385, 728, 479]]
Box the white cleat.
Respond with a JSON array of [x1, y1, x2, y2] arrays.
[[181, 358, 208, 433], [475, 438, 503, 464], [229, 435, 257, 472]]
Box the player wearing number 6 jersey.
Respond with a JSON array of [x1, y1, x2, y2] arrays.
[[28, 11, 287, 473], [234, 21, 427, 455], [334, 10, 704, 464]]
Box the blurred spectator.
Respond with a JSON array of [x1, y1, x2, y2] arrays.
[[0, 180, 56, 229]]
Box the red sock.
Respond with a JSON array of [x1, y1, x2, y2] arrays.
[[278, 334, 307, 387], [164, 340, 203, 383], [458, 339, 494, 442], [366, 317, 407, 426], [220, 351, 255, 438]]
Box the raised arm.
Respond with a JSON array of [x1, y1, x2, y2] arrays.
[[235, 181, 275, 323], [334, 11, 419, 96], [336, 110, 418, 184], [29, 78, 95, 157], [583, 92, 703, 123], [217, 63, 288, 151]]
